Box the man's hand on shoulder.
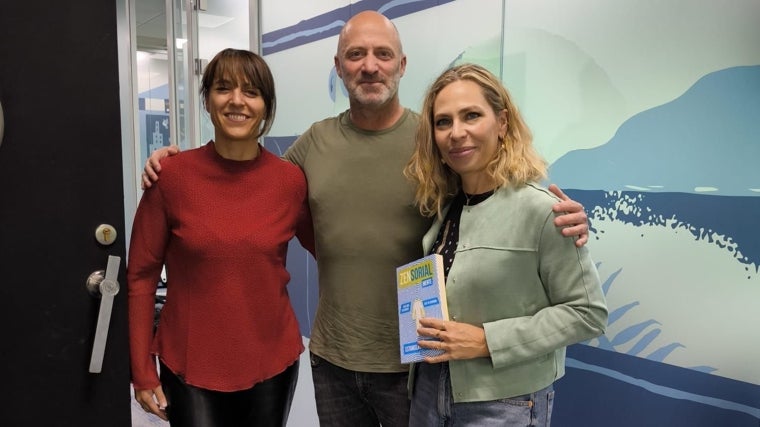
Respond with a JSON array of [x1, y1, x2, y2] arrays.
[[548, 184, 589, 247], [141, 145, 181, 189]]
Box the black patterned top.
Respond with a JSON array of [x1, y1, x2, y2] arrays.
[[428, 189, 495, 281]]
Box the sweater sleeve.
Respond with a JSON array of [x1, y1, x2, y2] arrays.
[[295, 196, 316, 257], [484, 209, 608, 368], [127, 185, 170, 390], [534, 210, 608, 346]]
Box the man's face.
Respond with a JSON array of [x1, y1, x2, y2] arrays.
[[334, 16, 406, 109]]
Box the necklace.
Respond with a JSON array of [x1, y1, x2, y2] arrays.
[[463, 189, 495, 206]]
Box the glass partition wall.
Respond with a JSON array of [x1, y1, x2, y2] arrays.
[[133, 0, 250, 167]]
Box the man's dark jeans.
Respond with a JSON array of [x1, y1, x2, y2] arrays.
[[310, 352, 410, 427]]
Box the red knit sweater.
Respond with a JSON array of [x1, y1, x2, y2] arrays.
[[128, 142, 314, 392]]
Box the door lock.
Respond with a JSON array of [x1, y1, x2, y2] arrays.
[[94, 224, 117, 246]]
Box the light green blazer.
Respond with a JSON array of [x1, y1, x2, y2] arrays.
[[412, 183, 608, 403]]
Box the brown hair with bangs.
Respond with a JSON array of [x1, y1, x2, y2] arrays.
[[200, 48, 277, 139]]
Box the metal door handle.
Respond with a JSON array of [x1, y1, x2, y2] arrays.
[[86, 255, 121, 373]]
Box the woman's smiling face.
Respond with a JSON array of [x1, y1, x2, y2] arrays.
[[432, 79, 507, 192], [206, 77, 266, 145]]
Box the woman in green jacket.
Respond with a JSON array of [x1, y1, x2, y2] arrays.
[[403, 63, 608, 426]]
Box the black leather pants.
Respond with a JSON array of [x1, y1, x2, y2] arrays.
[[159, 360, 299, 427]]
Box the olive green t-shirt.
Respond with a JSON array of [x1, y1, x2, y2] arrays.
[[283, 109, 431, 372]]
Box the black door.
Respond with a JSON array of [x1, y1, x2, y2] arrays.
[[0, 1, 131, 425]]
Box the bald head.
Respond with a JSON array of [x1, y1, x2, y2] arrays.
[[337, 11, 404, 57]]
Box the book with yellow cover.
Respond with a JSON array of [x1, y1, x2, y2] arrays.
[[396, 253, 449, 363]]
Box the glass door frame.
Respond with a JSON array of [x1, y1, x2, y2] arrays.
[[166, 0, 200, 151]]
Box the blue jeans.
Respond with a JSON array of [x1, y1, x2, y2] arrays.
[[310, 352, 410, 427], [409, 362, 554, 427]]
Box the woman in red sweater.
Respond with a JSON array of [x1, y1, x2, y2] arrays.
[[128, 48, 314, 426]]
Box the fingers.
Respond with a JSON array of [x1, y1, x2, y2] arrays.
[[135, 387, 169, 421], [557, 217, 589, 248], [421, 340, 448, 364], [555, 208, 587, 232], [141, 172, 153, 190], [143, 159, 160, 182], [141, 146, 179, 189], [553, 198, 584, 215], [549, 183, 584, 216], [547, 183, 568, 201], [154, 386, 168, 410], [148, 155, 163, 173], [145, 402, 169, 421], [136, 392, 153, 410], [418, 317, 447, 330], [417, 319, 447, 347], [552, 196, 590, 248], [419, 338, 447, 356], [145, 402, 168, 421], [569, 224, 589, 247], [141, 162, 159, 190]]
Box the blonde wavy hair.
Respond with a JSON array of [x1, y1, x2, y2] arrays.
[[404, 63, 547, 218]]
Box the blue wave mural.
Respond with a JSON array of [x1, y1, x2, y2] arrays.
[[559, 345, 760, 425], [569, 190, 760, 275], [549, 66, 760, 196], [545, 65, 760, 424]]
